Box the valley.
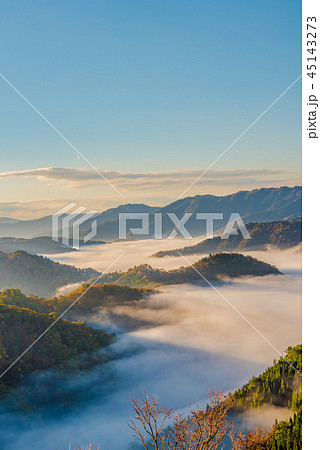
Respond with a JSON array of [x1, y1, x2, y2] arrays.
[[0, 188, 302, 449], [0, 236, 301, 449]]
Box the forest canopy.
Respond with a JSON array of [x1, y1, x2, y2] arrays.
[[0, 303, 114, 398], [0, 250, 100, 297]]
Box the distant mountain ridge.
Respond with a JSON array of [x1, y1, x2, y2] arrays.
[[0, 236, 105, 255], [0, 217, 21, 224], [0, 187, 301, 240], [85, 186, 302, 241], [152, 219, 302, 257]]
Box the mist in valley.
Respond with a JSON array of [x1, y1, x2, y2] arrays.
[[47, 236, 206, 273], [47, 236, 301, 275], [0, 242, 301, 449]]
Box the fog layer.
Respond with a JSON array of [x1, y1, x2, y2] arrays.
[[0, 244, 301, 449]]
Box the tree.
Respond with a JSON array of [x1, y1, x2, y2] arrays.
[[129, 391, 174, 450], [231, 427, 272, 449], [129, 390, 234, 450]]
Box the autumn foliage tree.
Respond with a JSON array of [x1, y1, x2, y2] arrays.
[[129, 390, 234, 449], [231, 426, 273, 449]]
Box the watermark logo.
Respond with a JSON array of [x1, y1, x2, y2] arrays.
[[52, 202, 98, 249], [52, 208, 250, 248], [119, 212, 251, 240]]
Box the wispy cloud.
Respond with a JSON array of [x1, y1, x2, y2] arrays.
[[0, 167, 301, 219], [0, 167, 299, 191]]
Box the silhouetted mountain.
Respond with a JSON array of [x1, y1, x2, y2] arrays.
[[0, 251, 100, 297], [0, 215, 53, 238], [0, 217, 21, 224], [0, 187, 301, 241], [0, 236, 105, 255], [96, 203, 157, 224], [152, 219, 302, 257], [86, 186, 302, 241], [0, 214, 99, 239]]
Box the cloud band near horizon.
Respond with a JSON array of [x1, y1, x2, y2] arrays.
[[0, 167, 300, 191], [0, 167, 301, 219]]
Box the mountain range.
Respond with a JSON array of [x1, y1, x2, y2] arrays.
[[0, 187, 302, 242], [85, 186, 302, 241]]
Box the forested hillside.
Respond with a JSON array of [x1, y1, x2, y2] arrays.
[[123, 345, 302, 450], [272, 409, 302, 449], [0, 284, 151, 316], [233, 408, 302, 449], [97, 253, 281, 288], [0, 282, 153, 398], [233, 345, 302, 411], [153, 219, 302, 258], [232, 345, 302, 449], [0, 304, 114, 398], [0, 250, 100, 297]]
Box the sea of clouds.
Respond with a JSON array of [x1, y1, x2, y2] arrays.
[[0, 241, 301, 449]]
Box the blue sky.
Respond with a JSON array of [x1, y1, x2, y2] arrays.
[[0, 0, 301, 217]]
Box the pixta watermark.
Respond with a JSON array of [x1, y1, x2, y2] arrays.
[[119, 212, 251, 240], [52, 202, 98, 249], [52, 207, 251, 249]]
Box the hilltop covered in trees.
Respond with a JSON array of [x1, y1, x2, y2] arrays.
[[0, 250, 100, 297], [96, 253, 281, 288], [153, 219, 302, 258], [0, 250, 281, 296], [0, 282, 153, 398], [0, 284, 151, 316], [0, 303, 114, 398]]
